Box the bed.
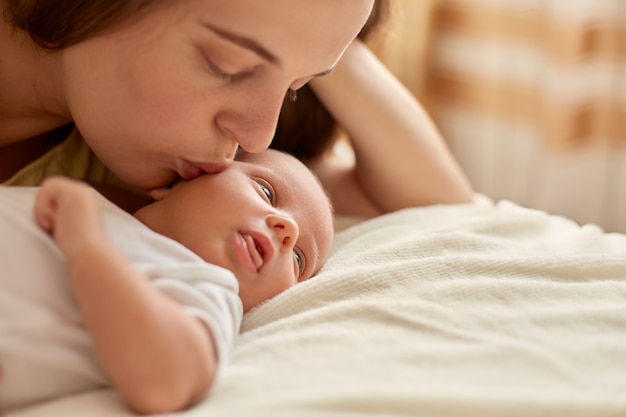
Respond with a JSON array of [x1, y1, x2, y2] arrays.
[[8, 195, 626, 417]]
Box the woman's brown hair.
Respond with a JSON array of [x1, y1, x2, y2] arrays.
[[2, 0, 153, 49], [270, 0, 390, 161], [3, 0, 388, 160]]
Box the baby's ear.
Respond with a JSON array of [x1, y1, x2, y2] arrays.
[[148, 187, 170, 201]]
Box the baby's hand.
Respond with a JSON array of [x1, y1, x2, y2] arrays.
[[34, 177, 107, 260]]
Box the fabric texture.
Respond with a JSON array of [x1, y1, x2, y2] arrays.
[[7, 196, 626, 416], [2, 127, 141, 195], [370, 0, 626, 234], [376, 0, 626, 150], [0, 187, 242, 412]]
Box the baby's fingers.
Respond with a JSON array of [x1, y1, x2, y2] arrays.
[[33, 180, 61, 233]]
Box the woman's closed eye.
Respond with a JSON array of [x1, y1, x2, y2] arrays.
[[203, 54, 255, 82]]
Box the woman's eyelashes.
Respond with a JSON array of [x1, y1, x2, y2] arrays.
[[201, 48, 304, 104], [202, 53, 254, 82], [202, 49, 303, 100]]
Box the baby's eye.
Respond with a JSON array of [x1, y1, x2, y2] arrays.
[[294, 250, 304, 276], [256, 180, 274, 205], [259, 184, 274, 204]]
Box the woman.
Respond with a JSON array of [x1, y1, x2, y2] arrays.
[[0, 0, 373, 198], [1, 0, 473, 217], [273, 4, 473, 217]]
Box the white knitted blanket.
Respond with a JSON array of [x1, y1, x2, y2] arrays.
[[9, 197, 626, 417]]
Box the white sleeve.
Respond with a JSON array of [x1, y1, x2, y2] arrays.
[[142, 263, 243, 373], [99, 201, 243, 372]]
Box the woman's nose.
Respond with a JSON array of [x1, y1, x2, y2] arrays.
[[215, 88, 288, 153], [266, 213, 299, 251]]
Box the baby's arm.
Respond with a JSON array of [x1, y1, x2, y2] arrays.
[[34, 177, 216, 415], [309, 39, 473, 216]]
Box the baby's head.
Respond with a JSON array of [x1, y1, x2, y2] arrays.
[[134, 149, 334, 312]]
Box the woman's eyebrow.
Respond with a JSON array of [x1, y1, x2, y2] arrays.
[[201, 22, 335, 78], [201, 22, 279, 65]]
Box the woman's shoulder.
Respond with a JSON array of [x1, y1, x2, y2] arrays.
[[2, 127, 141, 196], [1, 126, 85, 186]]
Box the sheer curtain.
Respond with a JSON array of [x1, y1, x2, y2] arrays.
[[371, 0, 626, 231]]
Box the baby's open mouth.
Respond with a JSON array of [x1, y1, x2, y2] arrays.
[[243, 234, 264, 271]]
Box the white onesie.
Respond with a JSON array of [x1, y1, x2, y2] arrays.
[[0, 187, 243, 411]]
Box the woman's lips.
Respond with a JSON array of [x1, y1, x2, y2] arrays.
[[178, 160, 228, 180]]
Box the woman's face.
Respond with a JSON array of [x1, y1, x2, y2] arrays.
[[61, 0, 374, 189]]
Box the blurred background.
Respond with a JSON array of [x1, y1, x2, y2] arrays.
[[368, 0, 626, 232]]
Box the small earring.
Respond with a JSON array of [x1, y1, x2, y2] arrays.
[[287, 88, 298, 103]]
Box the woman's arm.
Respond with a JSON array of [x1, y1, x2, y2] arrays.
[[308, 39, 473, 217], [34, 177, 216, 415]]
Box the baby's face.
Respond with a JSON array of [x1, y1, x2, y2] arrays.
[[134, 149, 333, 312]]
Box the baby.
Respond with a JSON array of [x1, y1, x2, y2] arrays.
[[0, 149, 333, 414]]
